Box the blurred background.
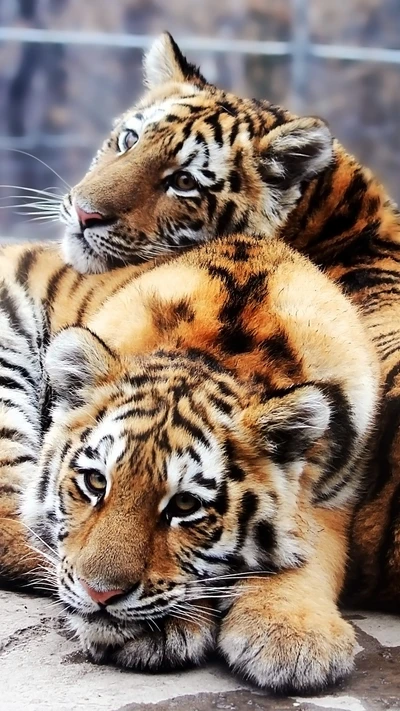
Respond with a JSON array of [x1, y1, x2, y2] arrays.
[[0, 0, 399, 241]]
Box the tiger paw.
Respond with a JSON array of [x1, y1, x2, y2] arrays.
[[218, 599, 355, 693], [92, 613, 217, 672]]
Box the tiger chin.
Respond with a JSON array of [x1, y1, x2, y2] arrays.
[[18, 235, 379, 693]]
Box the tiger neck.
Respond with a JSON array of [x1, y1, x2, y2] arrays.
[[279, 142, 400, 267]]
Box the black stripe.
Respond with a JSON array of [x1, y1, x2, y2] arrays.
[[72, 477, 92, 504], [224, 439, 245, 482], [171, 406, 210, 449], [15, 249, 38, 286], [204, 113, 223, 147], [339, 267, 400, 294], [0, 355, 37, 389], [75, 287, 96, 325], [0, 284, 35, 346], [229, 121, 239, 146], [0, 454, 35, 467], [383, 360, 400, 395], [115, 406, 160, 421], [209, 394, 233, 416], [216, 200, 236, 235], [0, 426, 35, 446], [254, 520, 277, 555], [236, 491, 258, 548], [213, 480, 229, 516], [312, 384, 357, 501], [0, 374, 32, 394], [192, 472, 217, 490], [68, 271, 84, 296], [44, 265, 69, 306], [361, 395, 400, 499], [0, 483, 21, 494], [207, 192, 217, 221], [0, 398, 36, 426]]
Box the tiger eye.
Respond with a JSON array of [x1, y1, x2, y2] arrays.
[[167, 492, 201, 519], [84, 470, 107, 496], [121, 129, 139, 151], [171, 171, 197, 192], [175, 493, 198, 511]]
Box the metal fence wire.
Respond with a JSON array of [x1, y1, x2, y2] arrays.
[[0, 13, 400, 149], [0, 0, 399, 240]]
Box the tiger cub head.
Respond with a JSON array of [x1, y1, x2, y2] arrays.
[[61, 32, 333, 273], [23, 326, 337, 663]]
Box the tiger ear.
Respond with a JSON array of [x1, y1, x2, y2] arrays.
[[143, 32, 206, 89], [243, 385, 331, 466], [45, 327, 116, 407], [258, 117, 334, 188]]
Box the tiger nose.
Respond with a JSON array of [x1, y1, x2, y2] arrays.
[[75, 204, 105, 229], [80, 579, 125, 605]]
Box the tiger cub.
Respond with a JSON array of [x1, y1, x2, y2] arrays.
[[0, 235, 377, 692]]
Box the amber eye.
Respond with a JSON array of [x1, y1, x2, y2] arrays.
[[119, 129, 139, 152], [170, 171, 197, 193], [167, 493, 201, 518], [83, 470, 107, 496]]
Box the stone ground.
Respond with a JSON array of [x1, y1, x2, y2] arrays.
[[1, 591, 399, 711]]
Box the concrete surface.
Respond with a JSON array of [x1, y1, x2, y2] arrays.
[[1, 591, 399, 711]]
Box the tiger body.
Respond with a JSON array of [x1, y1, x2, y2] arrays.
[[0, 235, 378, 691]]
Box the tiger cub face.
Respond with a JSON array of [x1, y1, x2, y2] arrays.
[[23, 327, 334, 657], [60, 32, 333, 273]]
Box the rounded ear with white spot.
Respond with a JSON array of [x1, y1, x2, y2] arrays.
[[143, 32, 206, 89], [258, 117, 334, 188], [243, 385, 331, 466], [45, 327, 116, 406]]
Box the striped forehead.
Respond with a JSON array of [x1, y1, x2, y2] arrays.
[[123, 99, 232, 178], [124, 98, 193, 134], [76, 413, 125, 476], [159, 433, 226, 512]]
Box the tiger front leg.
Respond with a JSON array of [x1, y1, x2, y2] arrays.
[[218, 508, 355, 693]]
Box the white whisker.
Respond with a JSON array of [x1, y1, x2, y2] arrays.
[[187, 570, 275, 584], [185, 602, 219, 618], [3, 149, 71, 189], [0, 184, 65, 198], [170, 606, 205, 626], [12, 211, 60, 217]]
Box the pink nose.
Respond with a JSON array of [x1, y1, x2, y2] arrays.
[[80, 579, 125, 605], [75, 204, 104, 228]]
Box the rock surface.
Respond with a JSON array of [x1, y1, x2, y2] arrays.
[[1, 591, 399, 711]]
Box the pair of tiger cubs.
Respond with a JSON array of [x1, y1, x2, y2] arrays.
[[1, 33, 399, 694]]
